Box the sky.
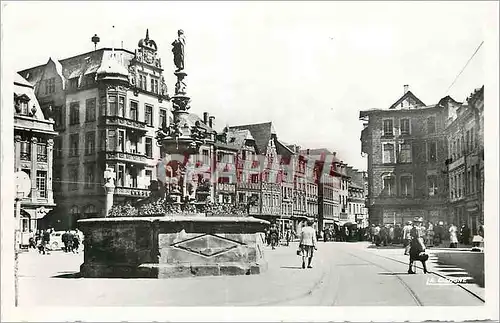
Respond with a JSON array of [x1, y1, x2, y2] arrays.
[[2, 1, 495, 170]]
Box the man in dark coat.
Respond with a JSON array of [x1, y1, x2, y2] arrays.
[[62, 231, 69, 252]]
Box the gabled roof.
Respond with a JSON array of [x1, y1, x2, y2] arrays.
[[388, 90, 426, 110], [187, 113, 216, 133], [275, 139, 295, 157], [18, 48, 134, 91], [14, 73, 33, 88], [437, 95, 462, 107], [229, 122, 276, 155]]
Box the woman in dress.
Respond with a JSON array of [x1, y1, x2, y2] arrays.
[[408, 217, 428, 274], [449, 223, 459, 248]]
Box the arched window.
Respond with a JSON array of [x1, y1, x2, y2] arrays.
[[381, 173, 396, 197], [84, 204, 98, 217], [70, 205, 80, 216]]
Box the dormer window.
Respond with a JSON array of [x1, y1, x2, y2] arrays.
[[69, 77, 79, 89], [14, 94, 30, 115]]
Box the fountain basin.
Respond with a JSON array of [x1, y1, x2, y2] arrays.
[[78, 216, 269, 278]]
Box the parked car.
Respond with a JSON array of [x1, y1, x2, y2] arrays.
[[48, 231, 65, 251]]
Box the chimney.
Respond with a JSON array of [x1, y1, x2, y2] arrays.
[[203, 112, 209, 125], [209, 116, 215, 128], [333, 152, 337, 157], [404, 85, 409, 94]]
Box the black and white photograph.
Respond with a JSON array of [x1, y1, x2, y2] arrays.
[[1, 1, 498, 322]]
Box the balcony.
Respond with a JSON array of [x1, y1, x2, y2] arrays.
[[100, 116, 147, 133], [101, 150, 148, 166], [114, 186, 151, 198], [237, 182, 260, 191], [217, 183, 236, 193]]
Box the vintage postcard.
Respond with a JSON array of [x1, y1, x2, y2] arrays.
[[1, 1, 498, 322]]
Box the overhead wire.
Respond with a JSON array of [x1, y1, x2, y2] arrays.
[[444, 40, 484, 96]]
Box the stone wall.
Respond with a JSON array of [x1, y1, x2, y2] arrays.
[[78, 216, 268, 278]]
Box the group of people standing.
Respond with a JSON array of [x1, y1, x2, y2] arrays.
[[62, 229, 83, 253], [369, 221, 457, 248], [265, 224, 296, 249]]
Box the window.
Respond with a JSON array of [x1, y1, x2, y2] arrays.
[[84, 204, 97, 217], [398, 143, 412, 163], [251, 174, 259, 183], [400, 175, 413, 196], [117, 165, 125, 187], [37, 140, 47, 162], [69, 77, 79, 89], [99, 96, 106, 116], [118, 130, 125, 152], [151, 78, 159, 94], [69, 134, 79, 156], [130, 168, 138, 188], [145, 137, 153, 158], [383, 143, 395, 163], [99, 130, 106, 151], [382, 175, 395, 196], [466, 131, 470, 152], [84, 73, 95, 86], [160, 109, 167, 128], [428, 141, 437, 162], [20, 137, 30, 161], [45, 78, 55, 94], [458, 173, 463, 197], [85, 164, 94, 189], [69, 102, 80, 125], [400, 118, 410, 135], [139, 74, 147, 90], [54, 137, 62, 158], [457, 138, 462, 156], [109, 96, 117, 116], [428, 175, 438, 196], [118, 96, 125, 117], [130, 101, 138, 121], [85, 98, 96, 122], [36, 171, 47, 198], [145, 170, 153, 187], [383, 119, 393, 136], [467, 170, 472, 194], [130, 139, 137, 154], [69, 167, 78, 190], [450, 176, 455, 199], [427, 116, 436, 134], [471, 165, 476, 193], [70, 206, 80, 219], [202, 149, 209, 165], [145, 105, 153, 126], [85, 131, 95, 155]]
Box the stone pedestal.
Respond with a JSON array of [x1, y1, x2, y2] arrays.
[[78, 216, 268, 278]]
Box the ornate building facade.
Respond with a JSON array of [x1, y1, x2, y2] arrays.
[[444, 86, 484, 233], [14, 73, 58, 232], [19, 31, 171, 229]]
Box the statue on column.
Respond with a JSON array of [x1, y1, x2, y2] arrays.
[[171, 29, 185, 72]]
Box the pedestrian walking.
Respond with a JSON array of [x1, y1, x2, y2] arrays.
[[373, 224, 381, 246], [402, 221, 412, 255], [449, 223, 459, 248], [269, 224, 279, 250], [299, 220, 317, 269], [67, 230, 74, 253], [408, 217, 428, 274], [72, 230, 80, 253], [426, 222, 435, 247], [62, 231, 69, 252], [40, 229, 51, 255]]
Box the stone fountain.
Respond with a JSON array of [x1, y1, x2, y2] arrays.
[[78, 30, 268, 278]]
